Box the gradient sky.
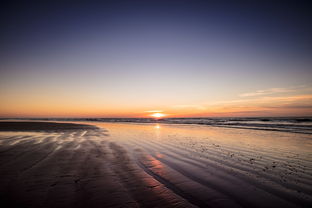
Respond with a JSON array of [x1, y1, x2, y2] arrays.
[[1, 1, 312, 117]]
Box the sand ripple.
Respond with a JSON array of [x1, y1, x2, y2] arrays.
[[0, 121, 311, 208]]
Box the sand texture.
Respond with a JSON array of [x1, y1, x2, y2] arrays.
[[0, 121, 311, 208]]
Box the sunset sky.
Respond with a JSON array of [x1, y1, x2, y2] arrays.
[[1, 1, 312, 117]]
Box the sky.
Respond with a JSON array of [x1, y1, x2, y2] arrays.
[[1, 0, 312, 117]]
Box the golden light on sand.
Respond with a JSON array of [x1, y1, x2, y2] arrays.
[[150, 113, 166, 118]]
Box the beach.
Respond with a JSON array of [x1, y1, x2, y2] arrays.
[[0, 121, 311, 208]]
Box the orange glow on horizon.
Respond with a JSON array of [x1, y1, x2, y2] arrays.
[[0, 93, 311, 118]]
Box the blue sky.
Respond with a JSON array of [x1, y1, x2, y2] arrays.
[[1, 1, 311, 117]]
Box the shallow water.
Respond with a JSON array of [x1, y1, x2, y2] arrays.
[[0, 121, 311, 207], [91, 122, 312, 207]]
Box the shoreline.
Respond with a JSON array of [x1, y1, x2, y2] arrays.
[[1, 117, 311, 135]]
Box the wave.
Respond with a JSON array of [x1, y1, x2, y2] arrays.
[[2, 117, 312, 134]]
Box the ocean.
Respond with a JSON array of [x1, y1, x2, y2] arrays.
[[4, 117, 311, 134]]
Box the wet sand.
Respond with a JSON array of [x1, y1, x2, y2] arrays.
[[0, 121, 311, 208]]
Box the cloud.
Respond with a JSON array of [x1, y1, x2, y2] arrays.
[[167, 85, 312, 116], [214, 94, 312, 106], [144, 110, 163, 113], [239, 87, 294, 97]]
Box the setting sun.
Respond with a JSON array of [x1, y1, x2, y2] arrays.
[[150, 113, 166, 118]]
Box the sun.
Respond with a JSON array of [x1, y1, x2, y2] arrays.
[[150, 113, 166, 118]]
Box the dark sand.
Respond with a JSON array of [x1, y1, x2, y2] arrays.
[[0, 122, 193, 208], [0, 121, 311, 208], [0, 122, 96, 131]]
